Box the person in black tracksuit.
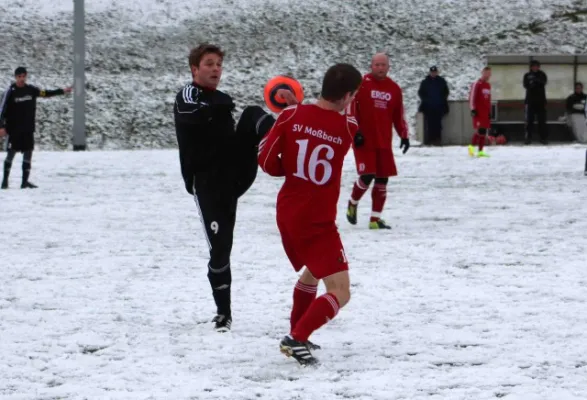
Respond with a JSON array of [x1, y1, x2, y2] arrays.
[[523, 60, 548, 145], [174, 44, 295, 332], [0, 67, 71, 189]]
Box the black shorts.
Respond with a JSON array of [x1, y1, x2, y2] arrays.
[[7, 131, 34, 152]]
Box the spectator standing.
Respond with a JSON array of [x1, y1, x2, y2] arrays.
[[418, 66, 449, 145], [523, 60, 548, 145]]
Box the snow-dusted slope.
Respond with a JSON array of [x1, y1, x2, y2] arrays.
[[1, 0, 586, 149]]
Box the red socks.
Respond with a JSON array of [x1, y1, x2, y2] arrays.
[[291, 293, 340, 342], [478, 134, 485, 151], [290, 281, 317, 332], [471, 133, 478, 146], [471, 133, 485, 151], [350, 178, 368, 204], [370, 183, 386, 222]]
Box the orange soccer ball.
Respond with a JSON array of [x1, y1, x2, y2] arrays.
[[263, 75, 304, 113]]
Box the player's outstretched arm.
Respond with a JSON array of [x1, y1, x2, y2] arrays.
[[34, 85, 71, 98]]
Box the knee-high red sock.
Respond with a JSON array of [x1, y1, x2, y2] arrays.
[[471, 133, 479, 145], [370, 183, 387, 222], [290, 281, 317, 332], [290, 293, 339, 342], [478, 134, 485, 151], [350, 177, 369, 204]]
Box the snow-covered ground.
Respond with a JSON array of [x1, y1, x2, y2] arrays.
[[1, 0, 586, 149], [1, 145, 586, 399]]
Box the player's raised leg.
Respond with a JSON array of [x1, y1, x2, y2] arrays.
[[233, 105, 276, 198]]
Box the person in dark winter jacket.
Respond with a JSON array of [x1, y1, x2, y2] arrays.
[[523, 60, 548, 144], [418, 66, 449, 145], [566, 82, 587, 143]]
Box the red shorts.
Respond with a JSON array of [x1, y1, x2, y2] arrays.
[[353, 147, 397, 177], [277, 222, 349, 280], [473, 116, 490, 131]]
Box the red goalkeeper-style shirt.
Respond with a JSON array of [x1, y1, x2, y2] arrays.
[[350, 73, 409, 150]]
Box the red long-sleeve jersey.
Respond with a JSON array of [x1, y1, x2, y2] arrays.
[[469, 79, 492, 115], [258, 104, 358, 231], [351, 73, 408, 150]]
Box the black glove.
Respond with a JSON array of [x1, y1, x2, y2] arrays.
[[400, 138, 410, 154], [354, 131, 364, 147], [471, 109, 477, 117]]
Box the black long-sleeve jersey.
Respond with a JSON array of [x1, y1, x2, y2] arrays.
[[0, 83, 65, 133], [174, 83, 240, 194]]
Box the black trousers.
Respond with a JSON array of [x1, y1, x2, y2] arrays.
[[424, 109, 443, 144], [525, 104, 547, 142], [192, 106, 275, 318], [193, 179, 237, 317]]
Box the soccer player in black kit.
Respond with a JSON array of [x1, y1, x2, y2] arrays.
[[174, 44, 297, 331], [0, 67, 72, 189]]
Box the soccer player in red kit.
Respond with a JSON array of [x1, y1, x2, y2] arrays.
[[468, 67, 492, 158], [346, 53, 410, 230], [258, 63, 363, 366]]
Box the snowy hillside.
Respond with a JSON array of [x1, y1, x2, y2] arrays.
[[1, 0, 586, 149]]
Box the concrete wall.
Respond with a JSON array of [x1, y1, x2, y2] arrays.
[[415, 101, 474, 145]]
